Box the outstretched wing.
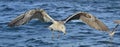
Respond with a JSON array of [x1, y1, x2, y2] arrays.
[[114, 20, 120, 24], [64, 12, 109, 31], [8, 9, 55, 27]]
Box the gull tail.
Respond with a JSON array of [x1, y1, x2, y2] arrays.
[[109, 31, 115, 38]]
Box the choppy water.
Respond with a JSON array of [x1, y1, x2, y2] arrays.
[[0, 0, 120, 47]]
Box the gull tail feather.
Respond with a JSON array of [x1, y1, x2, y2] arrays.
[[109, 31, 115, 38]]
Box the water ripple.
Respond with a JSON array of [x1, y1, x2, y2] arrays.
[[0, 0, 120, 47]]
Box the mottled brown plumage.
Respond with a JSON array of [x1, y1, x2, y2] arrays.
[[8, 9, 54, 27], [64, 12, 109, 31]]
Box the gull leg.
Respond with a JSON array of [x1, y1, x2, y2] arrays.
[[52, 31, 55, 40], [57, 32, 60, 39]]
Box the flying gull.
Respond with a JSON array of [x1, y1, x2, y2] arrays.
[[8, 8, 114, 38], [113, 20, 120, 32], [112, 20, 120, 32]]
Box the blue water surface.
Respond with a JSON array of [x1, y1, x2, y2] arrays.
[[0, 0, 120, 47]]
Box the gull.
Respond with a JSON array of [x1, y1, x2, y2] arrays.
[[114, 20, 120, 24], [8, 8, 114, 38], [113, 20, 120, 32], [107, 20, 120, 38], [112, 20, 120, 33]]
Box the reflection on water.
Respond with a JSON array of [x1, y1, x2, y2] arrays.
[[0, 0, 120, 47]]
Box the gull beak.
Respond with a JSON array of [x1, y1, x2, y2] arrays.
[[64, 33, 66, 35], [63, 32, 66, 35]]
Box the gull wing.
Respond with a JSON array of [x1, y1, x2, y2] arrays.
[[8, 9, 55, 27], [114, 20, 120, 24], [64, 12, 109, 31], [112, 20, 120, 32]]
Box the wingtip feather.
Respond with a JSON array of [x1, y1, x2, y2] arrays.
[[114, 20, 120, 24]]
